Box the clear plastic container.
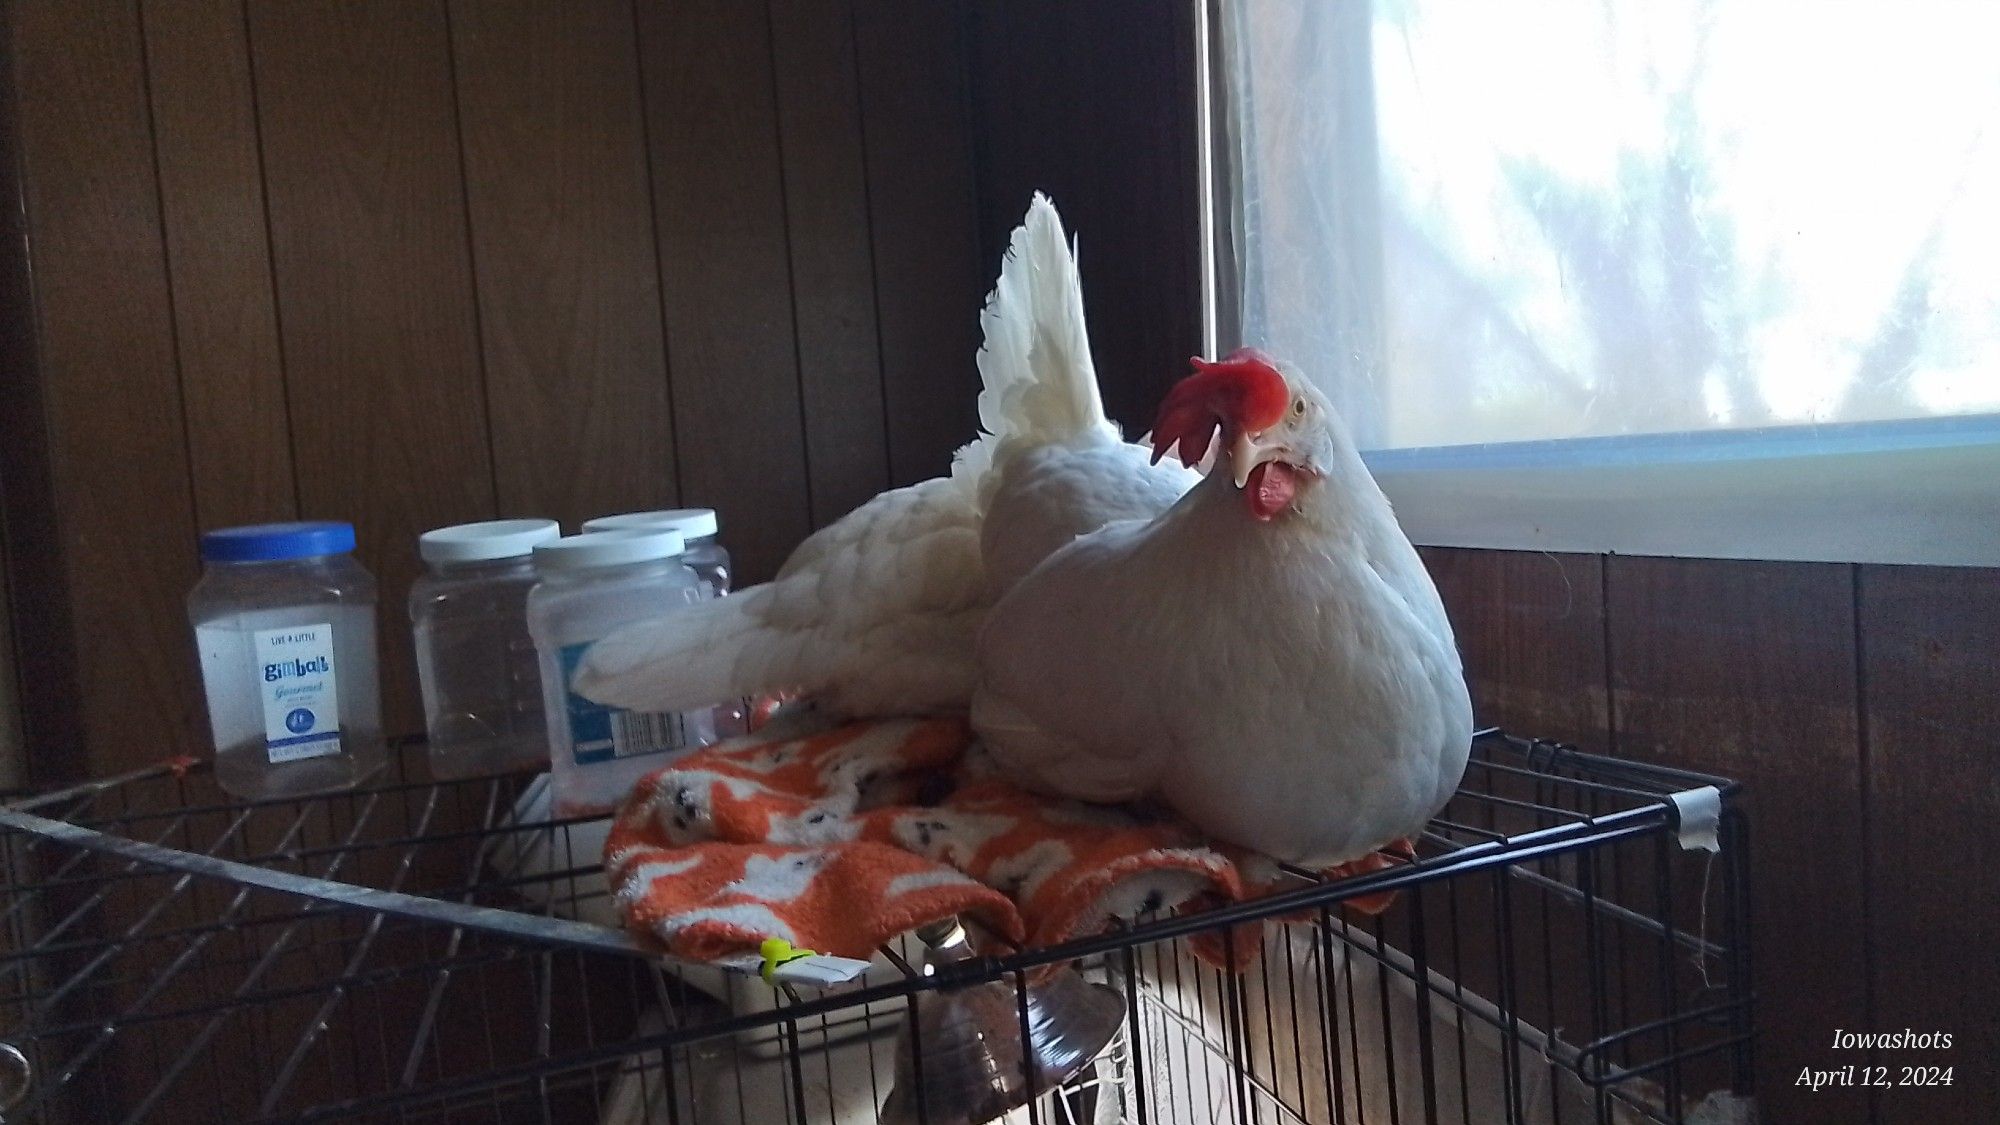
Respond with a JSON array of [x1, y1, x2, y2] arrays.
[[411, 518, 560, 780], [582, 509, 731, 594], [581, 508, 743, 736], [528, 529, 716, 816], [188, 522, 386, 799]]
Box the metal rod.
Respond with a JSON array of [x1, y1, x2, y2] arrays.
[[2, 757, 190, 813], [0, 805, 647, 958]]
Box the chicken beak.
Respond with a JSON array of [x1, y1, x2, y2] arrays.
[[1230, 430, 1281, 488]]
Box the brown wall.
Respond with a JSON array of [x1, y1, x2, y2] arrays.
[[0, 0, 1201, 787], [0, 0, 996, 780], [1426, 549, 1998, 1124]]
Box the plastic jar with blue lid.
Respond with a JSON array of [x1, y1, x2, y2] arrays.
[[188, 521, 386, 799]]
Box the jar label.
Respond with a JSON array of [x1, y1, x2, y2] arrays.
[[253, 624, 343, 763], [558, 642, 695, 764]]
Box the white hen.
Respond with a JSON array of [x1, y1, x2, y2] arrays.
[[574, 195, 1197, 717], [974, 350, 1473, 868]]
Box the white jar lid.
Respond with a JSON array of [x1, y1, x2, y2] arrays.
[[533, 528, 687, 572], [419, 518, 560, 563], [583, 507, 718, 540]]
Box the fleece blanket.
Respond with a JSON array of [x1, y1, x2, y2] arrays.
[[603, 714, 1413, 969]]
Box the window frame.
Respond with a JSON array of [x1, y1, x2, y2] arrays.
[[1199, 0, 2000, 567]]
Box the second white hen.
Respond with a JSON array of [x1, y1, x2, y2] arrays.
[[574, 195, 1197, 718]]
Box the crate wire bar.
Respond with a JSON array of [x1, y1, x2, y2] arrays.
[[0, 730, 1753, 1124]]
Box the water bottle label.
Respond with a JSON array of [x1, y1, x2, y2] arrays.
[[253, 624, 342, 763], [558, 642, 695, 764]]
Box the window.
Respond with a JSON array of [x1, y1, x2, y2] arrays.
[[1208, 0, 2000, 564]]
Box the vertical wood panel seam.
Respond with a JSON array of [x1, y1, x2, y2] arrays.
[[948, 0, 986, 322], [1850, 561, 1881, 1125], [1600, 555, 1619, 755], [0, 23, 49, 507], [845, 0, 896, 489], [437, 0, 501, 516], [238, 0, 304, 519], [0, 506, 18, 776], [761, 0, 815, 524], [961, 1, 998, 277], [0, 14, 84, 775], [1173, 0, 1202, 365], [129, 0, 203, 550], [627, 0, 684, 503]]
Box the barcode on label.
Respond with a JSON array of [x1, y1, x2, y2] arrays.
[[610, 710, 688, 759]]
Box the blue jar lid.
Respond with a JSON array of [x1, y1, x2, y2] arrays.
[[200, 521, 357, 563]]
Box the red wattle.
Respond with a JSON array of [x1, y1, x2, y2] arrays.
[[1245, 461, 1297, 520]]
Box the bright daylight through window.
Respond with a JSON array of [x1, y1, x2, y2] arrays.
[[1212, 0, 2000, 563]]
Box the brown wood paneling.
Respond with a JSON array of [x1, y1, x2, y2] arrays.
[[1607, 556, 1869, 1124], [768, 0, 892, 527], [968, 0, 1204, 432], [1420, 547, 1609, 748], [5, 0, 989, 779], [246, 0, 496, 735], [1064, 0, 1202, 428], [0, 0, 79, 787], [637, 0, 811, 583], [0, 544, 19, 789], [139, 0, 295, 530], [967, 0, 1075, 257], [1858, 564, 2000, 1124], [854, 0, 985, 486], [1416, 551, 1615, 1112], [448, 0, 676, 529], [10, 0, 203, 776]]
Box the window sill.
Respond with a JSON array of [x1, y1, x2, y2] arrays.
[[1364, 414, 2000, 567]]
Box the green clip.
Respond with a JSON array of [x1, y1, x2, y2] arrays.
[[759, 937, 815, 982]]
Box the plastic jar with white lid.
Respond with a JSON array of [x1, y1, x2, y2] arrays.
[[411, 518, 560, 781], [581, 508, 731, 595], [528, 529, 716, 816], [580, 507, 744, 737], [188, 521, 386, 800]]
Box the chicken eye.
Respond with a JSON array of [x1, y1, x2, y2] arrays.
[[1292, 399, 1307, 417]]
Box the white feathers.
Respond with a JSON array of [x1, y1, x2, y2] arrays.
[[576, 194, 1195, 720], [574, 585, 782, 714], [954, 192, 1120, 502], [574, 476, 985, 716], [974, 388, 1474, 869]]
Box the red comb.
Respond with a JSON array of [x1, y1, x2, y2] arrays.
[[1149, 351, 1289, 468]]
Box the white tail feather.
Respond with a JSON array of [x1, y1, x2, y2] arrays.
[[572, 195, 1103, 722], [573, 590, 777, 714], [953, 193, 1116, 500]]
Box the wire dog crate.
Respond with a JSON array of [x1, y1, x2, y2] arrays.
[[0, 730, 1753, 1125]]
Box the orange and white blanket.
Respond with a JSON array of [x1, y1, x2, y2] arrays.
[[604, 714, 1410, 969]]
